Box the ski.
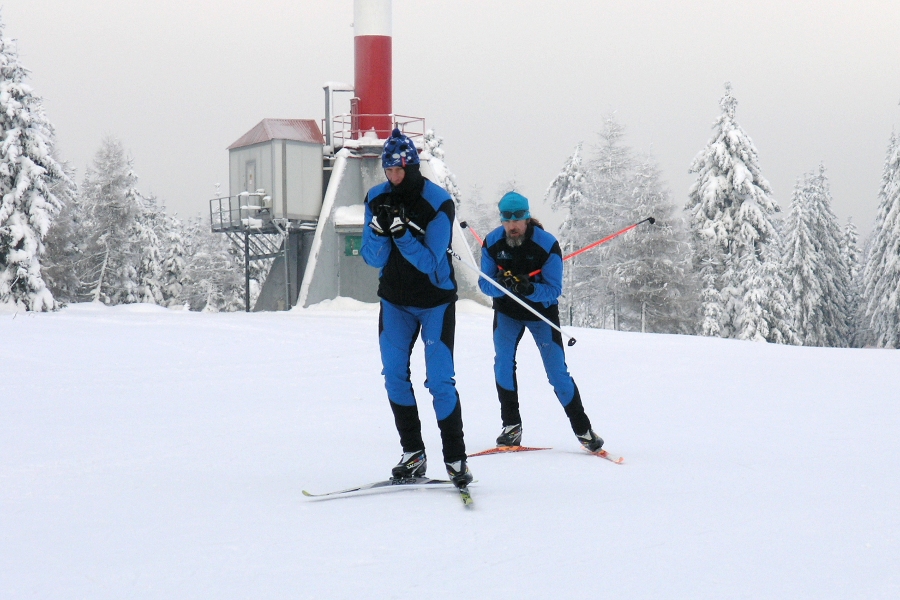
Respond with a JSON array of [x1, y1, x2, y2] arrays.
[[469, 446, 551, 457], [456, 485, 474, 507], [302, 476, 455, 498], [589, 448, 625, 464], [469, 444, 622, 464]]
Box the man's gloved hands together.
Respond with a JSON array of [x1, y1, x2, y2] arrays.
[[369, 203, 408, 238], [498, 271, 535, 296]]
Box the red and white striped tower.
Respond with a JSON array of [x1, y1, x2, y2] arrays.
[[354, 0, 392, 138]]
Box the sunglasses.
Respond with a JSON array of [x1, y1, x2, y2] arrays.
[[500, 210, 529, 220]]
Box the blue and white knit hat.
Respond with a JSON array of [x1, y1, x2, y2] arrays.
[[381, 128, 420, 169]]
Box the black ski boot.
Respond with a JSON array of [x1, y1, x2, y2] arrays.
[[391, 449, 426, 480], [496, 423, 522, 447], [576, 429, 604, 452], [445, 458, 473, 489]]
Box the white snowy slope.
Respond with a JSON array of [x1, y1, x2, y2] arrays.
[[2, 300, 899, 599]]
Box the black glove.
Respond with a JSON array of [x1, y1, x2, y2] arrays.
[[497, 271, 534, 296], [368, 212, 390, 236], [497, 271, 518, 289], [512, 279, 535, 296], [368, 203, 397, 237], [388, 215, 407, 238]]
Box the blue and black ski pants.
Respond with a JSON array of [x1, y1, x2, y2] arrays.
[[493, 309, 591, 435], [379, 299, 466, 463]]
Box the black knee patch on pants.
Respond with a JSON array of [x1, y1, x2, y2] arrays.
[[437, 400, 466, 463], [497, 383, 521, 427], [563, 385, 592, 435], [389, 401, 424, 452]]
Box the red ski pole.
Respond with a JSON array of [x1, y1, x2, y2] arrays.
[[528, 217, 655, 277]]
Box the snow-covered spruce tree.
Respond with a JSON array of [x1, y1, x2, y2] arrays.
[[157, 210, 188, 306], [855, 228, 878, 346], [547, 143, 587, 216], [686, 83, 794, 342], [782, 165, 853, 346], [696, 246, 725, 336], [0, 20, 72, 310], [457, 183, 496, 262], [605, 155, 697, 334], [75, 137, 163, 304], [555, 117, 632, 328], [839, 217, 863, 345], [735, 243, 796, 343], [841, 217, 861, 288], [862, 132, 900, 347], [422, 129, 462, 207], [550, 116, 696, 332], [132, 193, 168, 305], [546, 143, 589, 326], [41, 157, 82, 304], [180, 216, 243, 312]]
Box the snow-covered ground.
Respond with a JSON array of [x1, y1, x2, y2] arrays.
[[2, 300, 899, 599]]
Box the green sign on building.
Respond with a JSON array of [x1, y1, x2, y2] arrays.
[[344, 235, 363, 257]]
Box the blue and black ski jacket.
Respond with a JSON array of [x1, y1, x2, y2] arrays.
[[361, 175, 457, 308], [479, 222, 563, 321]]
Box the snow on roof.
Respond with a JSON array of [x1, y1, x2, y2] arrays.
[[228, 119, 325, 150]]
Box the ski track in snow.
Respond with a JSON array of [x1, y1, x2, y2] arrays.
[[2, 301, 899, 599]]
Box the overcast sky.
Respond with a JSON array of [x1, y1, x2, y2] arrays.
[[5, 1, 900, 235]]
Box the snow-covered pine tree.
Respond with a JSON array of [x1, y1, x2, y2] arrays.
[[547, 143, 587, 215], [157, 211, 188, 307], [75, 137, 154, 304], [0, 19, 72, 310], [735, 243, 797, 344], [556, 117, 631, 328], [782, 166, 853, 346], [181, 216, 244, 312], [839, 217, 862, 345], [457, 184, 496, 261], [41, 158, 82, 304], [862, 132, 900, 347], [131, 193, 168, 305], [550, 116, 697, 332], [841, 218, 861, 287], [422, 129, 462, 207], [855, 227, 878, 347], [686, 83, 792, 342], [696, 246, 725, 336], [545, 143, 588, 325], [605, 155, 697, 334]]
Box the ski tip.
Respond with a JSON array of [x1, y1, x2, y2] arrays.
[[596, 449, 625, 464], [301, 490, 313, 497]]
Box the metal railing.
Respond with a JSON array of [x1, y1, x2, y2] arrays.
[[210, 192, 275, 233], [210, 193, 319, 312], [324, 114, 425, 150]]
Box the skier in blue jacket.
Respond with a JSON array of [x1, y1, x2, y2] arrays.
[[361, 128, 472, 488], [479, 191, 604, 452]]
